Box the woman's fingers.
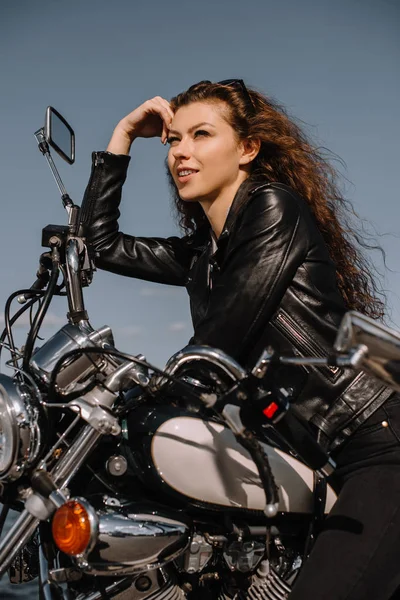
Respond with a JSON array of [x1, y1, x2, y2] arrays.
[[152, 97, 174, 144], [107, 96, 174, 154], [115, 96, 174, 144], [154, 96, 174, 122]]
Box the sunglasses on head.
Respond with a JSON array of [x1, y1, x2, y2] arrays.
[[217, 79, 256, 114]]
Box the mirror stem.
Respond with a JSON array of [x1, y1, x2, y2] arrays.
[[34, 128, 70, 203]]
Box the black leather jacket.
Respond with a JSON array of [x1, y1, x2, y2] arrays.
[[80, 151, 393, 452]]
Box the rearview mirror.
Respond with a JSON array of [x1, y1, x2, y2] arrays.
[[44, 106, 75, 164], [334, 311, 400, 392]]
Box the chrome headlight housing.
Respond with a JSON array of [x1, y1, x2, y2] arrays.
[[0, 375, 42, 482]]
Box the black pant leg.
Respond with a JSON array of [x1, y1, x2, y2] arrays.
[[289, 463, 400, 600]]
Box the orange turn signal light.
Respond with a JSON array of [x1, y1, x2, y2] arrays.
[[52, 500, 92, 556]]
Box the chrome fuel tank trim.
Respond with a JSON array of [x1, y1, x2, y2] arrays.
[[79, 506, 190, 576]]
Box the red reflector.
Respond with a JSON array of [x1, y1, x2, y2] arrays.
[[263, 402, 279, 419]]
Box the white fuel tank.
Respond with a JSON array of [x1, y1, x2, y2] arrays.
[[151, 416, 337, 514]]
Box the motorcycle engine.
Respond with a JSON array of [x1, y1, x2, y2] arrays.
[[176, 533, 299, 600]]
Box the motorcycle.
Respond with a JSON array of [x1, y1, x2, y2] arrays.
[[1, 107, 400, 600]]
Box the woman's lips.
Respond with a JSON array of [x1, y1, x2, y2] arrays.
[[177, 171, 198, 183]]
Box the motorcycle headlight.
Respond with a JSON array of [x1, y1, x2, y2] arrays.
[[0, 375, 42, 482], [0, 380, 16, 476]]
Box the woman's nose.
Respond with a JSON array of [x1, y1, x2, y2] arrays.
[[172, 138, 192, 159]]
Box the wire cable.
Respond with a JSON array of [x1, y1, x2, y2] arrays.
[[22, 255, 60, 373], [47, 346, 208, 404], [0, 292, 44, 368]]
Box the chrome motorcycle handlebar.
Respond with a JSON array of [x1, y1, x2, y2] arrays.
[[151, 342, 369, 395], [151, 345, 247, 392], [65, 237, 90, 326]]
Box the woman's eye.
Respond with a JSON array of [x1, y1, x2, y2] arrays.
[[167, 130, 209, 145], [194, 130, 209, 138]]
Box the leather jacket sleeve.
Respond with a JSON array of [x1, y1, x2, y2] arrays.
[[191, 186, 310, 363], [80, 151, 195, 286]]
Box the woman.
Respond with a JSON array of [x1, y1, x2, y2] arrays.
[[80, 80, 400, 599]]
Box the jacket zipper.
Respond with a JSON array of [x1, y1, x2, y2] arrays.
[[273, 310, 341, 379], [80, 152, 104, 225]]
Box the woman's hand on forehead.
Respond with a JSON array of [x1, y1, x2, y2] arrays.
[[123, 97, 174, 143], [107, 97, 174, 154]]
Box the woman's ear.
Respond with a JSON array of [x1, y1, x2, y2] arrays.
[[239, 137, 261, 166]]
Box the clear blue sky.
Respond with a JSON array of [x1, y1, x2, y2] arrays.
[[1, 0, 399, 368]]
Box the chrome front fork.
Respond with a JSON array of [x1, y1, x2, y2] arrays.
[[0, 425, 101, 577], [0, 358, 142, 578]]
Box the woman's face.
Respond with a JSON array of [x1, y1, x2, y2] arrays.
[[167, 101, 248, 204]]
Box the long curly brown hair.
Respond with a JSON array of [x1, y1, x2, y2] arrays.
[[165, 80, 385, 319]]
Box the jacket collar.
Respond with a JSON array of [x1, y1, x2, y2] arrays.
[[185, 177, 270, 250], [218, 177, 270, 243]]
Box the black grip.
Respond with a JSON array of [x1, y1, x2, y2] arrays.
[[21, 257, 51, 302], [20, 276, 48, 301], [238, 430, 279, 510], [31, 276, 49, 291], [30, 471, 56, 498]]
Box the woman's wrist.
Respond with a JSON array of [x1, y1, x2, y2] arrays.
[[106, 122, 136, 155]]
